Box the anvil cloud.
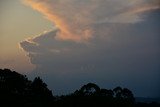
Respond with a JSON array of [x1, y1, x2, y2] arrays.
[[20, 0, 160, 97], [21, 0, 159, 42]]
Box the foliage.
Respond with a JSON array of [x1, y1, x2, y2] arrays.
[[0, 69, 159, 107], [0, 69, 53, 107]]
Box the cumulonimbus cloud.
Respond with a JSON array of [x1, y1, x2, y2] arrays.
[[19, 0, 160, 96], [20, 10, 160, 96], [22, 0, 160, 42], [19, 0, 160, 69]]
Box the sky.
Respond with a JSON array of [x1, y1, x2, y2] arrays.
[[0, 0, 160, 98], [0, 0, 53, 72]]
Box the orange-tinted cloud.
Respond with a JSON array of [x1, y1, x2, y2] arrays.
[[23, 0, 159, 43], [25, 0, 160, 43], [23, 0, 94, 42]]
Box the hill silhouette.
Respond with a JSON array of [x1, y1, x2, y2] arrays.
[[0, 68, 159, 107]]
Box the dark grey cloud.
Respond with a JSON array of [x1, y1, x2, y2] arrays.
[[20, 9, 160, 97]]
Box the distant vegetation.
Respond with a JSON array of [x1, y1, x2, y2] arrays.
[[0, 69, 159, 107]]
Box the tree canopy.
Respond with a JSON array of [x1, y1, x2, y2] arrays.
[[0, 68, 159, 107]]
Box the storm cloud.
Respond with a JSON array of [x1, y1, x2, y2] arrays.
[[20, 0, 160, 97], [22, 0, 160, 42]]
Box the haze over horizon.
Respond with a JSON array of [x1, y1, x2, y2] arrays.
[[0, 0, 160, 98]]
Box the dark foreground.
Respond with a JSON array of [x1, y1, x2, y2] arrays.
[[0, 69, 159, 107]]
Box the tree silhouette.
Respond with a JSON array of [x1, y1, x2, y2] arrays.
[[122, 88, 135, 101], [113, 86, 135, 107], [31, 77, 53, 100], [100, 89, 114, 97], [0, 69, 29, 96], [1, 68, 159, 107], [113, 86, 123, 98], [78, 83, 100, 96], [0, 69, 53, 106]]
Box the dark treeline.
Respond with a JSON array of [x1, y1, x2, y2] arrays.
[[0, 69, 159, 107]]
